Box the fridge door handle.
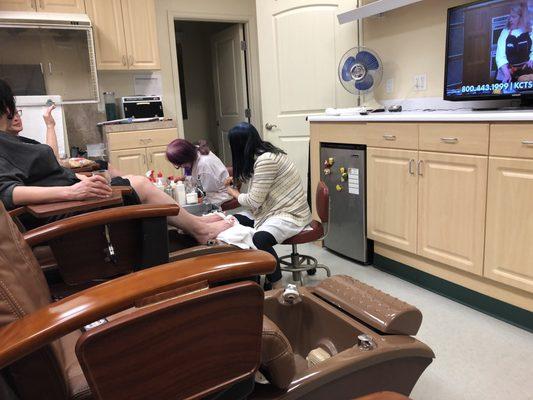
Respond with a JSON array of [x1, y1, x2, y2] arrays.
[[417, 160, 424, 176]]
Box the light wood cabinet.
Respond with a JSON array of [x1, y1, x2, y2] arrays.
[[0, 0, 85, 12], [417, 152, 487, 275], [484, 157, 533, 293], [86, 0, 160, 70], [106, 127, 177, 176], [0, 0, 35, 11], [147, 146, 175, 178], [120, 0, 160, 70], [109, 148, 148, 176], [38, 0, 85, 12], [367, 147, 418, 253]]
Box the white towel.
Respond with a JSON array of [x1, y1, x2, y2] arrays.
[[212, 212, 257, 249]]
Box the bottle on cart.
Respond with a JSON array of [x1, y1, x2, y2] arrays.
[[174, 180, 186, 205], [155, 172, 166, 192]]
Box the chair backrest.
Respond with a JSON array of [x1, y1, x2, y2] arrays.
[[316, 181, 329, 223], [76, 281, 264, 400], [0, 202, 70, 399]]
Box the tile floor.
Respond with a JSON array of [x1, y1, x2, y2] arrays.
[[274, 243, 533, 400]]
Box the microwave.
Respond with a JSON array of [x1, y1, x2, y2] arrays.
[[120, 96, 164, 118]]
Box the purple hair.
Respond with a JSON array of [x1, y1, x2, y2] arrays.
[[166, 139, 198, 166]]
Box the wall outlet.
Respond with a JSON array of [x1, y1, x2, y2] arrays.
[[414, 74, 427, 91], [386, 78, 394, 94]]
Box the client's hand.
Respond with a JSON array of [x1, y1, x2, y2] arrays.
[[68, 175, 112, 200], [224, 176, 234, 187], [43, 105, 56, 128]]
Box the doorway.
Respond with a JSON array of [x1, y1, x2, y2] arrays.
[[174, 20, 250, 165]]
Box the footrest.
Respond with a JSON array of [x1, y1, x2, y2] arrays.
[[312, 275, 422, 335]]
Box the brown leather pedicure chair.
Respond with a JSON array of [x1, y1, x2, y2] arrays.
[[0, 201, 433, 400]]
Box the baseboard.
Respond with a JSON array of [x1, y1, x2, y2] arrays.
[[374, 254, 533, 332]]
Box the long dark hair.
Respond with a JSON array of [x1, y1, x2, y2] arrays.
[[228, 122, 285, 181], [0, 79, 16, 119]]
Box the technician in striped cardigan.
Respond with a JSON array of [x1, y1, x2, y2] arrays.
[[225, 122, 312, 289]]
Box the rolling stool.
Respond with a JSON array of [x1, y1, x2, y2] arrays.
[[280, 181, 331, 285], [221, 166, 241, 211]]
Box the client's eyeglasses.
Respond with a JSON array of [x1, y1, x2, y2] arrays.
[[15, 109, 22, 116]]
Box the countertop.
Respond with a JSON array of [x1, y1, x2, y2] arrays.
[[102, 119, 177, 134], [308, 110, 533, 122]]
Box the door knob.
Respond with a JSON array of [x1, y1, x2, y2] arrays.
[[265, 122, 278, 131]]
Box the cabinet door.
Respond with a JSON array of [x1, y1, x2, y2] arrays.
[[147, 146, 176, 178], [37, 0, 85, 13], [367, 147, 418, 253], [417, 152, 487, 275], [0, 0, 35, 11], [484, 157, 533, 293], [121, 0, 160, 69], [85, 0, 128, 70], [109, 148, 148, 176]]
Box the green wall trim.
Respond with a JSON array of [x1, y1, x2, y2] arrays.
[[373, 254, 533, 333]]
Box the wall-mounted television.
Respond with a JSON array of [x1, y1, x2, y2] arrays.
[[444, 0, 533, 103]]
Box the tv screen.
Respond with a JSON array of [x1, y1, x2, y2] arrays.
[[445, 0, 533, 101]]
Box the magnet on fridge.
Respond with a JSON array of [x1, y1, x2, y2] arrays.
[[340, 172, 348, 182], [323, 168, 331, 176], [336, 184, 343, 192], [328, 157, 335, 166], [339, 167, 345, 174]]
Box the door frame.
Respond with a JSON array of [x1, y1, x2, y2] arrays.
[[166, 11, 262, 142]]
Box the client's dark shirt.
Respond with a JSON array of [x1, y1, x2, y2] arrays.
[[0, 131, 79, 209]]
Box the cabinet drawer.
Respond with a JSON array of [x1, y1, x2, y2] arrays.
[[490, 124, 533, 159], [419, 124, 489, 155], [363, 123, 419, 149], [108, 128, 178, 150]]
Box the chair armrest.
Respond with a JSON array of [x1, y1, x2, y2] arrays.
[[8, 207, 27, 219], [24, 204, 180, 247], [169, 244, 238, 262], [0, 249, 275, 369]]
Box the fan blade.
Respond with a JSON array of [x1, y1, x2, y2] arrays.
[[355, 74, 374, 91], [355, 50, 380, 71], [341, 56, 356, 81]]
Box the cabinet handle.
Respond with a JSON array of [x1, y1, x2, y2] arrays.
[[140, 138, 152, 144], [417, 160, 424, 176], [32, 0, 37, 10], [440, 137, 458, 143], [149, 154, 153, 164], [39, 0, 43, 9], [408, 159, 415, 175], [129, 55, 134, 66], [142, 154, 147, 166], [521, 140, 533, 145], [122, 55, 127, 66], [383, 134, 397, 141]]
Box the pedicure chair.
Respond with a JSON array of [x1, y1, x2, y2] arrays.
[[0, 202, 433, 399]]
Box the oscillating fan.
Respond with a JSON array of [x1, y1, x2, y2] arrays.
[[339, 47, 384, 111]]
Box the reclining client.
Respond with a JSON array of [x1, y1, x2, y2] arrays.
[[0, 79, 232, 242]]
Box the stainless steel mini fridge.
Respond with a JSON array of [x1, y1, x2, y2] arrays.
[[320, 143, 370, 263]]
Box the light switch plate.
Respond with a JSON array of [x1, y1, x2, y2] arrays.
[[414, 74, 427, 91]]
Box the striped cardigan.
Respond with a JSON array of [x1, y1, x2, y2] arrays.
[[238, 152, 312, 228]]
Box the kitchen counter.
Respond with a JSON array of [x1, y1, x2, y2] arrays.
[[102, 119, 177, 134], [308, 109, 533, 122]]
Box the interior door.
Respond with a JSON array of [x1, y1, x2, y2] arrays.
[[211, 24, 248, 166], [0, 0, 35, 11], [256, 0, 357, 185], [37, 0, 85, 13], [121, 0, 160, 70], [85, 0, 128, 70]]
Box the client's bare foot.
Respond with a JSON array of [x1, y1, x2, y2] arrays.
[[200, 213, 225, 223], [193, 218, 234, 244]]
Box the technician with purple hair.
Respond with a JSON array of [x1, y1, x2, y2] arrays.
[[166, 139, 231, 205]]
